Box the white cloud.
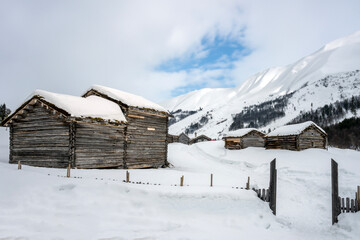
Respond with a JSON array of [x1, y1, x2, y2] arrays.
[[1, 0, 360, 110]]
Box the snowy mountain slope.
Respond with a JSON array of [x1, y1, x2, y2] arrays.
[[162, 31, 360, 138]]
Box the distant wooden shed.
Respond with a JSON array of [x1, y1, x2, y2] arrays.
[[178, 133, 190, 144], [167, 133, 189, 144], [189, 134, 211, 144], [265, 121, 327, 151], [1, 90, 127, 169], [83, 85, 172, 169], [223, 128, 265, 150]]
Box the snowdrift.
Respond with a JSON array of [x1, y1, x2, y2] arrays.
[[0, 127, 359, 239]]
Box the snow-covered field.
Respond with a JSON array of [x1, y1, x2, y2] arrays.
[[0, 128, 359, 239]]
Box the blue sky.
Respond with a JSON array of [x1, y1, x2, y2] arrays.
[[157, 36, 252, 96]]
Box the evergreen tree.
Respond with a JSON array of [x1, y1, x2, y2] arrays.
[[0, 103, 11, 122]]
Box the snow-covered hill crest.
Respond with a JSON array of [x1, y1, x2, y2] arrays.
[[162, 31, 360, 138]]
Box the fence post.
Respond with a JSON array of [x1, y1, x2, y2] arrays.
[[269, 158, 277, 215], [357, 186, 360, 207], [351, 199, 355, 213], [331, 159, 339, 224], [18, 161, 21, 170], [180, 175, 184, 187], [246, 176, 250, 190], [66, 164, 71, 178], [126, 171, 130, 183], [210, 174, 213, 187]]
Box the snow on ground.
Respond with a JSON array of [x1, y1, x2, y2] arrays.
[[0, 127, 8, 163], [0, 128, 359, 239]]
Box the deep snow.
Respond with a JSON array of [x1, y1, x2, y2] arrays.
[[0, 128, 359, 239]]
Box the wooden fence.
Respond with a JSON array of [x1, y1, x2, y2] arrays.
[[338, 196, 359, 213], [253, 158, 277, 215], [331, 159, 359, 225]]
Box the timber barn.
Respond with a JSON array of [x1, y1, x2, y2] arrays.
[[223, 128, 265, 150], [265, 121, 327, 151], [1, 90, 127, 168], [2, 85, 171, 169], [167, 133, 189, 145], [167, 134, 178, 144], [82, 85, 171, 169], [178, 133, 190, 144], [189, 134, 211, 144]]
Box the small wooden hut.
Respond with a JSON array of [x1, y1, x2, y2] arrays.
[[265, 121, 327, 151], [178, 133, 190, 145], [223, 128, 265, 150], [1, 90, 127, 168], [83, 85, 172, 169], [167, 132, 189, 144], [189, 134, 211, 144]]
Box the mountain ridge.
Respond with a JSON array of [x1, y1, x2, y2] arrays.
[[161, 31, 360, 138]]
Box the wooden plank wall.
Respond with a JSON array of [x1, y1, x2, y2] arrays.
[[298, 127, 326, 150], [265, 136, 297, 150], [10, 104, 70, 168], [242, 132, 265, 148], [126, 109, 167, 169], [75, 122, 125, 168], [224, 138, 241, 150], [178, 134, 189, 144]]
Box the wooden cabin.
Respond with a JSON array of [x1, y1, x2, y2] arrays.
[[265, 121, 327, 151], [83, 85, 172, 169], [167, 133, 189, 144], [223, 128, 265, 150], [178, 133, 190, 145], [1, 90, 127, 169], [167, 134, 178, 143], [189, 134, 211, 144]]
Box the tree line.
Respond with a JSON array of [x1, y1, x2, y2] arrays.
[[229, 92, 294, 131], [289, 95, 360, 126], [323, 118, 360, 150]]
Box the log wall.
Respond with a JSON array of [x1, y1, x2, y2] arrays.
[[265, 135, 297, 150], [224, 138, 241, 150], [242, 132, 265, 148], [75, 122, 125, 169], [10, 104, 70, 168], [126, 109, 168, 169], [178, 133, 189, 144], [298, 127, 326, 150]]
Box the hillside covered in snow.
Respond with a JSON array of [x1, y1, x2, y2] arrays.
[[162, 31, 360, 139]]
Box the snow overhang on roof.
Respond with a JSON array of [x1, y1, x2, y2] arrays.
[[223, 128, 262, 138], [84, 85, 170, 114], [266, 121, 326, 137], [2, 89, 127, 126]]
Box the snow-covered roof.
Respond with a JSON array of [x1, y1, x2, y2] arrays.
[[31, 89, 127, 123], [86, 85, 168, 113], [267, 121, 326, 137], [223, 128, 264, 138]]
